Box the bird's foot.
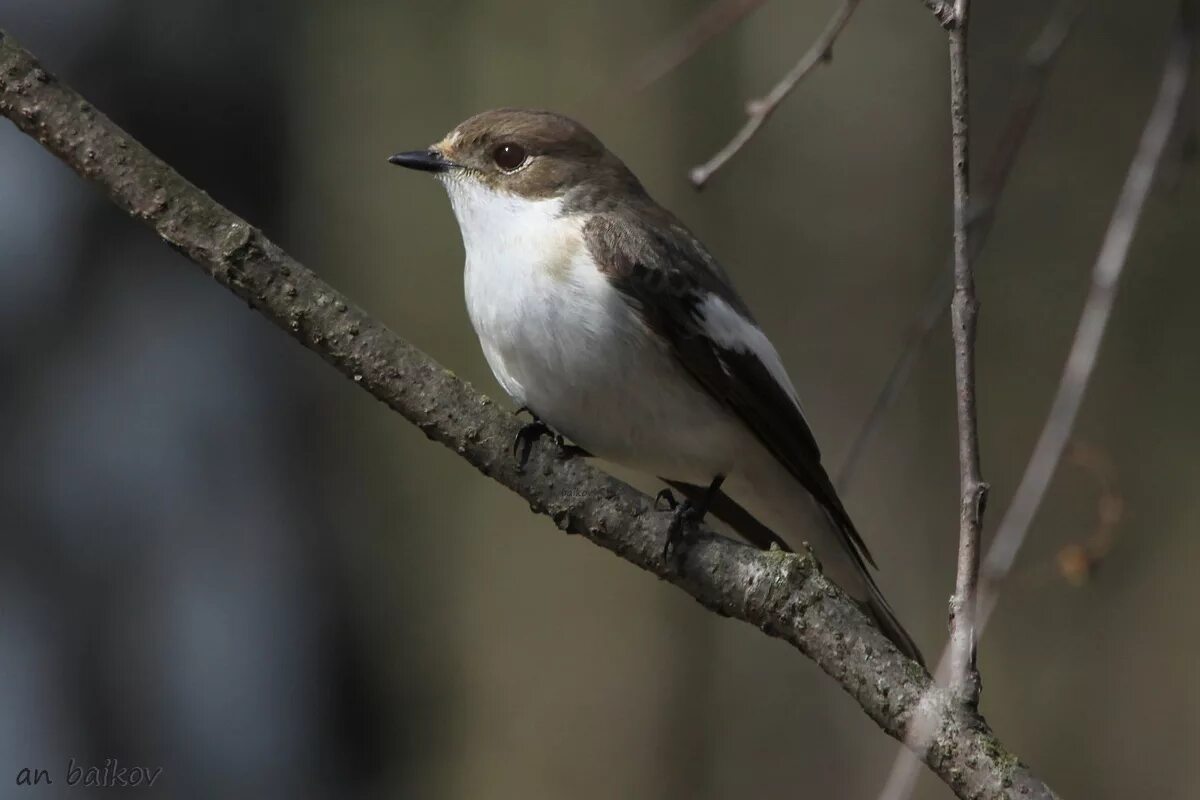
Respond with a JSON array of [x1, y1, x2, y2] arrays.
[[659, 475, 725, 560], [513, 418, 552, 470], [662, 499, 701, 559], [512, 408, 589, 470], [654, 488, 678, 511]]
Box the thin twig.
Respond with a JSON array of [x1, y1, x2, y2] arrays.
[[0, 28, 1061, 800], [978, 7, 1193, 616], [923, 0, 958, 29], [688, 0, 863, 188], [836, 0, 1088, 494], [621, 0, 768, 94], [945, 0, 985, 703], [876, 10, 1194, 800]]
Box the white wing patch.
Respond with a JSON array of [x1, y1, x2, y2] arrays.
[[695, 293, 808, 417]]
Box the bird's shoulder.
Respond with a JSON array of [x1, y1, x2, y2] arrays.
[[578, 200, 827, 468], [579, 202, 750, 320]]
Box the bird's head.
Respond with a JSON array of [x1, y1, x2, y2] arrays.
[[389, 108, 645, 222]]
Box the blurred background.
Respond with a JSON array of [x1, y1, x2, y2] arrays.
[[1, 0, 1197, 798]]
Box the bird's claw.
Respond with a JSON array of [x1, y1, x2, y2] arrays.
[[659, 475, 725, 560], [512, 419, 552, 470], [662, 499, 699, 560], [654, 488, 678, 511], [512, 412, 589, 470]]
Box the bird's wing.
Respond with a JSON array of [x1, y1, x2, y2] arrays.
[[582, 206, 875, 569], [585, 206, 926, 665]]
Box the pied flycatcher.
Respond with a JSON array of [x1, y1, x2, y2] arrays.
[[390, 108, 922, 664]]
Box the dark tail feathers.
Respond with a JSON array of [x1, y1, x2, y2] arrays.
[[670, 479, 926, 667], [864, 581, 925, 667]]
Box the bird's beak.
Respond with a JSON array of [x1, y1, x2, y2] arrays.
[[388, 149, 454, 173]]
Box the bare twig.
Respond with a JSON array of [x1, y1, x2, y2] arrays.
[[988, 441, 1123, 590], [688, 0, 863, 188], [0, 28, 1060, 800], [946, 0, 986, 704], [836, 0, 1088, 493], [876, 11, 1194, 800], [621, 0, 768, 94], [978, 8, 1192, 617], [923, 0, 958, 29]]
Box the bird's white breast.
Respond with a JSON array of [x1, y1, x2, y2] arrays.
[[436, 175, 860, 585], [446, 178, 610, 403], [441, 176, 745, 480]]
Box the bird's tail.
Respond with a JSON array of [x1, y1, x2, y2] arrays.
[[685, 479, 926, 666], [862, 576, 925, 667], [818, 508, 926, 667]]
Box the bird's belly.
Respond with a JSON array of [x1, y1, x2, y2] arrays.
[[539, 340, 744, 484], [465, 250, 741, 484]]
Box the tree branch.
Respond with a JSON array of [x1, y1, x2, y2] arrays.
[[922, 0, 959, 29], [0, 28, 1057, 800], [688, 0, 863, 188], [876, 7, 1195, 799], [979, 0, 1194, 622], [945, 0, 986, 703]]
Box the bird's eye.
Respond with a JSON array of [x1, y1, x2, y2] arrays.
[[492, 142, 528, 172]]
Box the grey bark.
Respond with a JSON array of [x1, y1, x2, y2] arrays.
[[0, 29, 1056, 800], [945, 0, 987, 705]]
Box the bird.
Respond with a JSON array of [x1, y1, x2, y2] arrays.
[[389, 108, 923, 664]]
